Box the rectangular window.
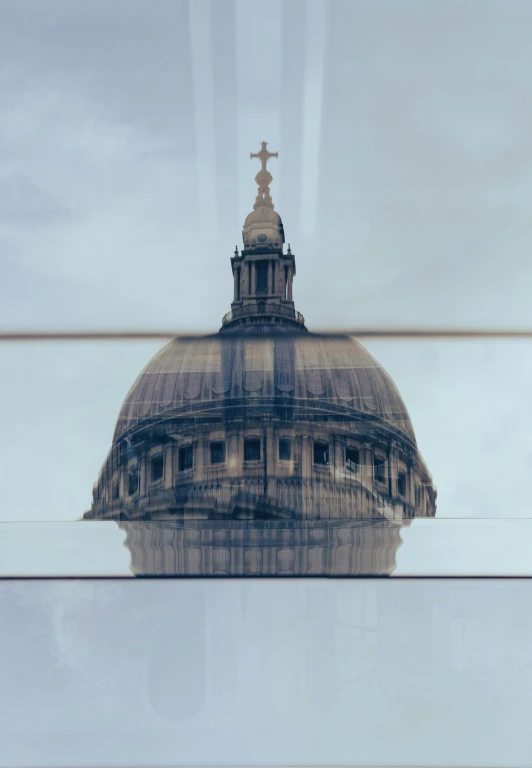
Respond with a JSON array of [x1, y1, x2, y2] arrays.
[[346, 446, 360, 473], [374, 457, 386, 483], [397, 472, 407, 496], [112, 481, 120, 500], [256, 260, 268, 293], [178, 445, 193, 472], [128, 467, 139, 496], [150, 453, 164, 483], [313, 442, 329, 465], [278, 438, 292, 461], [244, 438, 261, 461], [210, 441, 226, 465], [415, 485, 421, 507]]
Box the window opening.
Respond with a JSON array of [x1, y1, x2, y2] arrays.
[[150, 453, 164, 483], [313, 442, 329, 465], [178, 445, 193, 472], [244, 438, 261, 461], [256, 260, 268, 293], [279, 438, 292, 461], [210, 441, 226, 465], [346, 446, 360, 472], [374, 457, 386, 483]]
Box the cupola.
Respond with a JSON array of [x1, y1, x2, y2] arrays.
[[221, 142, 306, 332]]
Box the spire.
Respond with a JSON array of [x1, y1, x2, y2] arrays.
[[250, 141, 278, 210]]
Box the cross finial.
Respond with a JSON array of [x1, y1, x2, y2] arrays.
[[249, 141, 278, 209], [250, 141, 278, 173]]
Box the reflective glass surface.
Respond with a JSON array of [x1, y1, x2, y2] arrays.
[[1, 578, 531, 767]]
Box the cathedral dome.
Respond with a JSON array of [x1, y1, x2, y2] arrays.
[[84, 141, 436, 576], [113, 331, 416, 447]]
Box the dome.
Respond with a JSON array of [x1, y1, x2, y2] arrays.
[[242, 206, 285, 249], [113, 330, 416, 446], [84, 141, 437, 575]]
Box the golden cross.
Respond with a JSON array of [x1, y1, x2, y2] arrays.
[[250, 141, 278, 173]]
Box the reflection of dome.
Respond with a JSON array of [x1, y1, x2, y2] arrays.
[[114, 332, 416, 446], [84, 142, 437, 576]]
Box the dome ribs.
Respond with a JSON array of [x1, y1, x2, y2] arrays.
[[212, 339, 233, 395], [110, 333, 418, 446], [296, 337, 325, 396], [184, 343, 203, 400], [274, 337, 295, 393], [325, 338, 353, 401]]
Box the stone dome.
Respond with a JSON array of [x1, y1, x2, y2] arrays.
[[242, 206, 285, 249], [113, 330, 417, 447]]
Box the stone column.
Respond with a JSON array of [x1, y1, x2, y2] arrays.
[[266, 425, 276, 500], [139, 457, 146, 497], [408, 465, 415, 510], [301, 436, 312, 519], [228, 433, 240, 478], [233, 269, 239, 301], [389, 444, 399, 498], [195, 437, 205, 482], [251, 262, 256, 295], [288, 266, 293, 301], [119, 469, 126, 499], [164, 445, 173, 489], [334, 439, 344, 472], [267, 260, 272, 296], [272, 260, 276, 294]]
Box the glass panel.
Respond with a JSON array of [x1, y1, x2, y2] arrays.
[[0, 334, 531, 578], [3, 3, 532, 331], [1, 578, 531, 767]]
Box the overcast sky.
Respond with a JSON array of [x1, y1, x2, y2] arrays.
[[1, 0, 532, 562]]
